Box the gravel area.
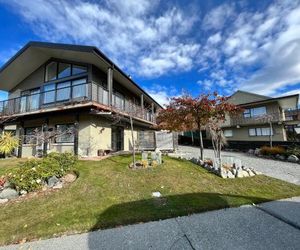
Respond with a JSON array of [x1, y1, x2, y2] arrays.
[[178, 145, 300, 185]]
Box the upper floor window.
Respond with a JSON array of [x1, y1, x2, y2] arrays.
[[45, 61, 87, 82], [243, 106, 267, 118]]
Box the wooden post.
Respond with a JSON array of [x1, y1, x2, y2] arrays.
[[43, 119, 49, 157], [107, 66, 113, 106], [74, 114, 79, 156], [17, 122, 24, 158]]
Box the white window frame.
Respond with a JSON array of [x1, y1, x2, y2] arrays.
[[224, 129, 233, 137]]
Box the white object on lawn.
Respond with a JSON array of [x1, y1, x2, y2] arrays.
[[152, 192, 162, 197]]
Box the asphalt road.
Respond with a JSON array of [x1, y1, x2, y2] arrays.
[[1, 197, 300, 250], [178, 145, 300, 185]]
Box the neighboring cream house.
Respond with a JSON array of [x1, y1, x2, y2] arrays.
[[222, 91, 300, 142], [0, 42, 161, 157]]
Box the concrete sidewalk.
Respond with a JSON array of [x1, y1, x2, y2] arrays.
[[1, 197, 300, 250]]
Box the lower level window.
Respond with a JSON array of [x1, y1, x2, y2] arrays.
[[224, 130, 233, 137], [55, 124, 75, 143], [24, 127, 41, 144], [249, 127, 273, 136]]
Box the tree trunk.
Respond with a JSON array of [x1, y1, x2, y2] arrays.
[[198, 129, 204, 160], [130, 116, 136, 165], [269, 121, 273, 148]]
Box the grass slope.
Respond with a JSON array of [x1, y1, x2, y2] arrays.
[[1, 155, 300, 245]]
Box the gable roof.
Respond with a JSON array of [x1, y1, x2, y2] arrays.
[[0, 41, 162, 108], [228, 90, 270, 105], [229, 90, 299, 109]]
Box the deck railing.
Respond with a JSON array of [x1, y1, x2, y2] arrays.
[[230, 112, 284, 126], [0, 82, 155, 123]]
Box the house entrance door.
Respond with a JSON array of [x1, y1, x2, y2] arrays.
[[112, 126, 124, 151]]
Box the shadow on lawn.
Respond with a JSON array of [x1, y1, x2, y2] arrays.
[[87, 192, 272, 249]]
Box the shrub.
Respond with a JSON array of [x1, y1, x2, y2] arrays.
[[0, 132, 19, 155], [260, 146, 285, 156], [286, 145, 300, 157], [46, 152, 77, 177], [7, 152, 77, 192]]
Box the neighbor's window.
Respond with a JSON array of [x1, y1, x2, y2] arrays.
[[45, 62, 57, 81], [224, 130, 233, 137], [244, 106, 267, 118], [249, 127, 273, 136], [55, 124, 75, 143]]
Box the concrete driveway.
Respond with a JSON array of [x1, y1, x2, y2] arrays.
[[1, 197, 300, 250], [178, 145, 300, 185]]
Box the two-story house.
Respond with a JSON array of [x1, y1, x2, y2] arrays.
[[222, 90, 300, 142], [0, 42, 162, 157]]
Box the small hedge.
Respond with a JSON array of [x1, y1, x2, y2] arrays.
[[260, 146, 286, 156], [286, 145, 300, 158], [7, 152, 77, 192]]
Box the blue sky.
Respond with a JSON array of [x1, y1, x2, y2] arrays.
[[0, 0, 300, 105]]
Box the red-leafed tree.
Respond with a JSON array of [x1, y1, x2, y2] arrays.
[[157, 92, 241, 162], [157, 93, 215, 160]]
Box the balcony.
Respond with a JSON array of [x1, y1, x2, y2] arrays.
[[230, 112, 284, 126], [0, 82, 156, 123], [284, 109, 300, 122]]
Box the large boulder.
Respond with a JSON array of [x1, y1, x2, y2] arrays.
[[47, 176, 59, 188], [0, 188, 19, 200], [287, 155, 299, 163]]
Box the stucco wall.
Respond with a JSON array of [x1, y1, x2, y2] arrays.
[[223, 124, 285, 141], [9, 65, 45, 99]]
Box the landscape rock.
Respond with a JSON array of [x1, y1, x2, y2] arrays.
[[246, 169, 255, 177], [287, 155, 299, 163], [254, 148, 261, 156], [20, 190, 28, 195], [0, 188, 19, 200], [3, 181, 10, 188], [276, 154, 285, 161], [47, 176, 59, 187], [53, 182, 63, 189], [232, 169, 237, 176], [220, 170, 228, 178], [247, 149, 254, 154], [242, 170, 249, 177], [0, 198, 8, 204], [236, 169, 244, 178], [227, 171, 235, 178], [62, 173, 77, 183], [252, 169, 262, 175]]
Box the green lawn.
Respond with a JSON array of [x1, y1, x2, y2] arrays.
[[1, 155, 300, 245]]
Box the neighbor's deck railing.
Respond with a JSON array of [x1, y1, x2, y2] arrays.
[[230, 112, 284, 126], [0, 82, 155, 123]]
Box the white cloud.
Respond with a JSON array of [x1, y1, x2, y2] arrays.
[[144, 84, 179, 106], [199, 0, 300, 97], [202, 3, 235, 30], [3, 0, 199, 78]]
